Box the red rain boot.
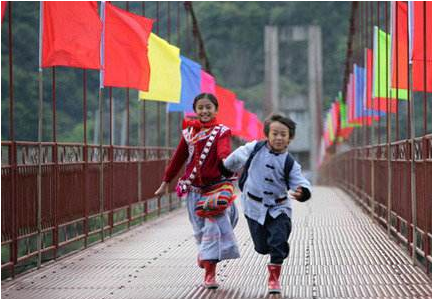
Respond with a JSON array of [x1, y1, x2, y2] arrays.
[[202, 260, 219, 289], [267, 263, 282, 294]]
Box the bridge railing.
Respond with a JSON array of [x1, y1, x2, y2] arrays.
[[1, 1, 210, 279], [318, 2, 432, 277], [318, 134, 432, 276], [1, 142, 179, 278]]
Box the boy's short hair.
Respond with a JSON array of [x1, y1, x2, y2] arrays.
[[263, 114, 296, 139]]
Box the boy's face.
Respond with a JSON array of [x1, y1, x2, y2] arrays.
[[267, 121, 291, 153]]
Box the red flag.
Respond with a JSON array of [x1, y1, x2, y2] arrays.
[[256, 119, 265, 139], [104, 3, 153, 91], [412, 2, 432, 92], [1, 2, 7, 23], [215, 85, 237, 129], [391, 2, 408, 90], [42, 1, 101, 69], [240, 111, 261, 141], [241, 110, 252, 141]]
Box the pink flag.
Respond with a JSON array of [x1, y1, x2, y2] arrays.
[[247, 112, 259, 141], [1, 2, 7, 23], [200, 70, 216, 94], [232, 99, 244, 137]]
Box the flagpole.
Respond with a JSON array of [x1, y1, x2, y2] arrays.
[[37, 1, 44, 269], [99, 1, 106, 242]]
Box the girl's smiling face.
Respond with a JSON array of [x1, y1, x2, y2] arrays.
[[194, 98, 218, 123]]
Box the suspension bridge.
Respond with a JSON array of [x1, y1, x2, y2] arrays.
[[1, 2, 431, 298]]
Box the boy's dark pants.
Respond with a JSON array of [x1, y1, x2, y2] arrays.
[[245, 212, 292, 264]]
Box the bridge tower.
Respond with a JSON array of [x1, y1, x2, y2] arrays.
[[264, 25, 323, 183]]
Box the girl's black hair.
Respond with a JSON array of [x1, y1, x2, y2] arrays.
[[264, 114, 296, 139], [192, 93, 219, 111]]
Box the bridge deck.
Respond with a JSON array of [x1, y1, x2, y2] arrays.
[[2, 186, 432, 299]]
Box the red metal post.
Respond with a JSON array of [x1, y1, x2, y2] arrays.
[[421, 2, 429, 272], [8, 2, 18, 277], [109, 87, 114, 236], [83, 69, 89, 248], [156, 1, 161, 216], [52, 67, 59, 259], [126, 1, 132, 229], [406, 2, 414, 258], [141, 1, 147, 220]]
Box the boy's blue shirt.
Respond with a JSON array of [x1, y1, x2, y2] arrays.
[[224, 140, 312, 225]]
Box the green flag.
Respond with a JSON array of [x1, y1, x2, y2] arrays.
[[338, 93, 361, 128], [373, 27, 408, 100]]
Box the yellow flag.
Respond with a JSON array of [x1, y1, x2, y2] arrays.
[[139, 33, 181, 103]]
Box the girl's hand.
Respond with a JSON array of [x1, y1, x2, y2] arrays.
[[290, 186, 304, 201], [155, 182, 168, 198]]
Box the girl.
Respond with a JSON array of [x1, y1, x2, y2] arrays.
[[155, 93, 240, 289]]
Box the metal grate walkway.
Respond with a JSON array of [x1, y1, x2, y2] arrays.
[[2, 186, 432, 298]]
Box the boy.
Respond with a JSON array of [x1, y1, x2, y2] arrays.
[[222, 114, 311, 294]]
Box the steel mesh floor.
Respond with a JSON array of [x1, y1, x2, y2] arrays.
[[2, 186, 432, 298]]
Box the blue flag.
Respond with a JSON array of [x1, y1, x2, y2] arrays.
[[354, 64, 385, 119], [167, 56, 201, 112]]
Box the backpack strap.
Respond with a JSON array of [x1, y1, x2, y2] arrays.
[[238, 141, 267, 191], [284, 152, 295, 189]]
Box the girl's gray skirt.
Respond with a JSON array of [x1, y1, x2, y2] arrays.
[[186, 191, 240, 261]]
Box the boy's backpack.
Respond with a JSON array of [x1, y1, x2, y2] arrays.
[[238, 141, 294, 191]]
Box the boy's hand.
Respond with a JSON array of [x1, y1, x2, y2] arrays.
[[290, 186, 304, 201]]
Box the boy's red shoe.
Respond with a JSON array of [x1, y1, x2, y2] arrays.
[[267, 263, 282, 294], [202, 260, 219, 289]]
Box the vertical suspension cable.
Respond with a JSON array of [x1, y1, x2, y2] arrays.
[[141, 1, 146, 147], [385, 1, 390, 145], [407, 0, 416, 264], [365, 1, 370, 145], [126, 2, 130, 152], [8, 1, 18, 277], [166, 1, 171, 149], [177, 2, 182, 139], [377, 1, 381, 145], [423, 2, 427, 135], [406, 2, 410, 142], [370, 0, 376, 222], [385, 1, 392, 236], [156, 2, 161, 147], [139, 1, 146, 218], [396, 2, 400, 141]]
